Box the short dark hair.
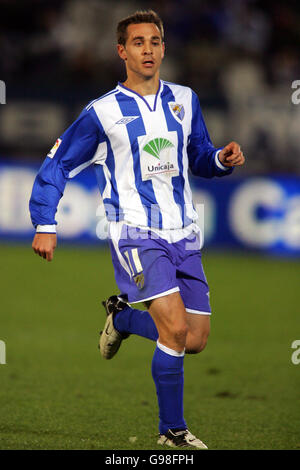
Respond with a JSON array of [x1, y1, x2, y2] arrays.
[[117, 10, 164, 46]]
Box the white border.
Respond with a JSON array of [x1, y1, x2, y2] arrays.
[[157, 340, 185, 357], [186, 308, 211, 315], [130, 286, 179, 304], [36, 224, 56, 233], [214, 149, 228, 171]]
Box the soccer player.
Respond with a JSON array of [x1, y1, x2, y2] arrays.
[[30, 10, 245, 449]]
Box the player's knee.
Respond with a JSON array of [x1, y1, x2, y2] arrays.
[[169, 323, 188, 349]]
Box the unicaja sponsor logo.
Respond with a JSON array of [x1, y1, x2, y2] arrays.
[[143, 138, 177, 178], [147, 161, 175, 173], [0, 340, 6, 364], [0, 80, 6, 104], [143, 137, 174, 159]]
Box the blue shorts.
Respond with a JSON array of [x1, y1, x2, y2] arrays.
[[109, 224, 211, 315]]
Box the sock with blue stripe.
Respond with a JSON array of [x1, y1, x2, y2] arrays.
[[113, 305, 158, 341], [152, 341, 187, 435]]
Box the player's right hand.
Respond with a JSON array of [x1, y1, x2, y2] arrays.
[[32, 233, 57, 262]]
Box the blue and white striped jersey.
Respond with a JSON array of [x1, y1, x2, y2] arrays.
[[29, 80, 232, 231]]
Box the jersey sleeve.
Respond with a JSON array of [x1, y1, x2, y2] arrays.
[[187, 91, 233, 178], [29, 108, 105, 228]]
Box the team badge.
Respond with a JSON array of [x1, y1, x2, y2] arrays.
[[133, 272, 145, 290], [47, 138, 62, 159], [169, 103, 185, 122]]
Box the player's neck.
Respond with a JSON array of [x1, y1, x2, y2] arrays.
[[122, 74, 160, 96]]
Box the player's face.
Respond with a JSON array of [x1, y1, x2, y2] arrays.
[[118, 23, 165, 80]]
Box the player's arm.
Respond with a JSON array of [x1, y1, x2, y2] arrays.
[[187, 91, 245, 177], [29, 108, 104, 261]]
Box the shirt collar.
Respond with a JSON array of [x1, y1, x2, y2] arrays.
[[117, 80, 163, 112]]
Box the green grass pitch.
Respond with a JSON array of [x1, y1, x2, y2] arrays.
[[0, 243, 299, 450]]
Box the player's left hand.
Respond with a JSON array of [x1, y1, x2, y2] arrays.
[[218, 141, 245, 167]]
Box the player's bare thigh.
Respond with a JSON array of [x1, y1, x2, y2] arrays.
[[145, 291, 188, 353], [145, 291, 210, 354]]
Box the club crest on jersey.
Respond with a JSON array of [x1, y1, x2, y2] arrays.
[[169, 103, 185, 122], [133, 272, 145, 289], [47, 138, 62, 159], [116, 116, 139, 125]]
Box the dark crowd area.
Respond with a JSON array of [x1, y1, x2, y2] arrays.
[[0, 0, 299, 174]]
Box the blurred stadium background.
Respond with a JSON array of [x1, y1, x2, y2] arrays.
[[0, 0, 299, 450]]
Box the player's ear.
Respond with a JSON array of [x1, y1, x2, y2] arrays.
[[117, 44, 127, 61]]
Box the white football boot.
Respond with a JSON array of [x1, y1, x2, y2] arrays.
[[157, 429, 208, 449], [99, 296, 130, 359]]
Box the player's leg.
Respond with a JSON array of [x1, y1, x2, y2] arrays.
[[112, 299, 158, 341], [100, 224, 212, 358], [148, 291, 207, 449], [176, 236, 212, 354], [100, 242, 211, 357], [185, 313, 210, 354], [99, 224, 178, 359], [147, 291, 187, 351], [116, 303, 210, 354], [148, 291, 187, 435], [149, 246, 210, 449], [100, 296, 210, 354], [99, 295, 158, 359]]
